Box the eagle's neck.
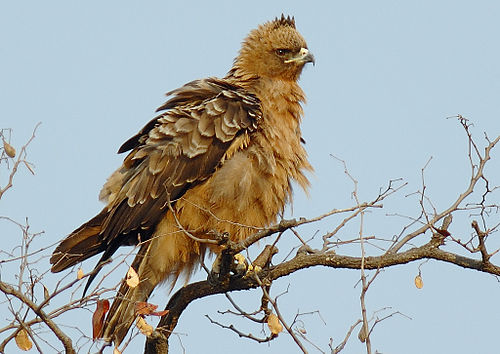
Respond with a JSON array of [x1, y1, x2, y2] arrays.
[[247, 76, 312, 196], [225, 66, 312, 196], [225, 68, 306, 113]]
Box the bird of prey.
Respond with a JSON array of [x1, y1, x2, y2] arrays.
[[50, 15, 314, 345]]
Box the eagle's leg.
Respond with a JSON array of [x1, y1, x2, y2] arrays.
[[209, 245, 279, 283]]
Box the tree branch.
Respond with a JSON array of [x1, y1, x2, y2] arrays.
[[144, 234, 500, 353], [0, 123, 41, 200], [0, 281, 75, 353]]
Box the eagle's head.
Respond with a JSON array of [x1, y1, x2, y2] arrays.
[[233, 15, 314, 82]]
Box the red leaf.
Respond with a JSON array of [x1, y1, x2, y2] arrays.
[[92, 299, 110, 339], [135, 302, 169, 317], [135, 302, 158, 316]]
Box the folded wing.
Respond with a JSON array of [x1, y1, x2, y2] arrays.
[[50, 78, 262, 278]]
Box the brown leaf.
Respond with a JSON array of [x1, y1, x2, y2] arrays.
[[136, 316, 153, 336], [267, 313, 283, 335], [92, 299, 110, 339], [77, 268, 84, 280], [135, 302, 169, 317], [15, 328, 32, 351], [135, 302, 158, 316], [126, 266, 139, 288], [3, 140, 16, 158], [414, 274, 424, 289], [151, 310, 169, 317], [113, 347, 122, 354]]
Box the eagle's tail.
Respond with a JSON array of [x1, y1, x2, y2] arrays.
[[50, 210, 107, 273], [103, 241, 160, 345]]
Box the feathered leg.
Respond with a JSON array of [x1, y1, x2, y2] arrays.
[[102, 241, 158, 345]]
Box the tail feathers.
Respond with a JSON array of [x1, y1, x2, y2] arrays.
[[103, 242, 159, 345], [50, 211, 107, 273]]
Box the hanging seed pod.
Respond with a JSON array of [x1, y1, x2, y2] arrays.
[[415, 274, 424, 289], [3, 140, 16, 158]]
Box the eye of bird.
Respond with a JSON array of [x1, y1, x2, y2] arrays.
[[275, 48, 291, 56]]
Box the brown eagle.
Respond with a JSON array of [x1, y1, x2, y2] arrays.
[[50, 15, 314, 345]]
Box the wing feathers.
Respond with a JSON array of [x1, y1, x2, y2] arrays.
[[199, 111, 216, 136], [102, 77, 260, 244], [50, 212, 107, 272], [174, 117, 196, 133]]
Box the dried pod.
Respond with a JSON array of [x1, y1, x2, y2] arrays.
[[3, 140, 16, 158], [15, 329, 33, 351], [415, 274, 424, 289], [358, 325, 368, 343], [77, 268, 84, 280], [126, 266, 139, 288], [267, 313, 283, 335]]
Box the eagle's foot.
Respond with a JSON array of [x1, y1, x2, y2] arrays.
[[232, 253, 249, 277], [208, 252, 249, 284]]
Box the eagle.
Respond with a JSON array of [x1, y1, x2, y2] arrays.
[[50, 15, 314, 345]]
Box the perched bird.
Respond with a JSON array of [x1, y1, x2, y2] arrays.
[[50, 14, 314, 345]]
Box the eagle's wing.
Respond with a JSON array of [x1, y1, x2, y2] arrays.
[[50, 78, 261, 273]]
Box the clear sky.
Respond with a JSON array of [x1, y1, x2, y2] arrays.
[[1, 1, 499, 353]]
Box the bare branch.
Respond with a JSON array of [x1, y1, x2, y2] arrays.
[[0, 281, 75, 353], [205, 315, 275, 343], [0, 123, 41, 200], [330, 319, 362, 354]]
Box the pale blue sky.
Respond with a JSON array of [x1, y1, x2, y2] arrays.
[[1, 1, 499, 353]]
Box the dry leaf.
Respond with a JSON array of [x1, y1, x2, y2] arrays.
[[113, 347, 122, 354], [3, 140, 16, 158], [135, 302, 158, 316], [43, 285, 50, 304], [135, 302, 168, 317], [77, 268, 84, 280], [151, 310, 169, 317], [126, 266, 139, 288], [267, 313, 283, 335], [15, 328, 32, 351], [92, 299, 110, 339], [136, 316, 153, 336], [414, 274, 424, 289]]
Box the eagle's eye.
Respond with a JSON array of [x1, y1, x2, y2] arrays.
[[275, 48, 291, 56]]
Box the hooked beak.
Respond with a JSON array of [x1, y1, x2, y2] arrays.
[[284, 47, 315, 66]]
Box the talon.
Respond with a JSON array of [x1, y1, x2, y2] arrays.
[[209, 252, 251, 282], [232, 253, 248, 277]]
